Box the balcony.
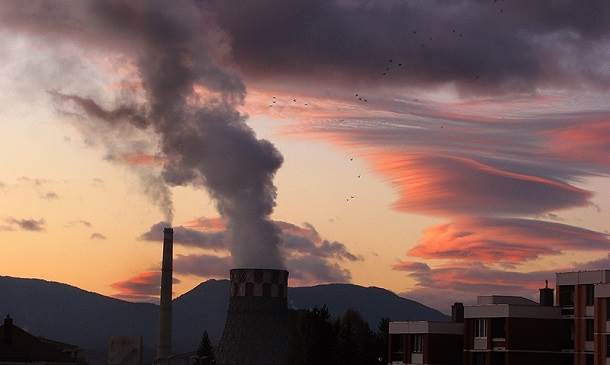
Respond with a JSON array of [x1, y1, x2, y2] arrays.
[[474, 337, 487, 350]]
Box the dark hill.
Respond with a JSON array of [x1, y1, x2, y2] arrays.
[[289, 283, 447, 325], [0, 276, 446, 363]]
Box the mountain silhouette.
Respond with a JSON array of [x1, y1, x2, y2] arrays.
[[0, 276, 446, 363]]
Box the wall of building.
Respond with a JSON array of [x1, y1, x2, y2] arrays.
[[427, 333, 463, 365], [507, 318, 566, 351]]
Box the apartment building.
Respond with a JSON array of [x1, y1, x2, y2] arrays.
[[389, 319, 464, 365], [389, 271, 610, 365], [557, 270, 610, 365], [463, 295, 569, 365]]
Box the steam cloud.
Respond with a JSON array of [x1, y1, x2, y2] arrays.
[[1, 1, 285, 268]]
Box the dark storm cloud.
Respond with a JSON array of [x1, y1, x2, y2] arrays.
[[173, 253, 352, 284], [140, 218, 360, 261], [139, 221, 226, 250], [1, 0, 286, 269], [275, 221, 361, 262], [174, 254, 232, 277], [142, 218, 358, 283], [200, 0, 610, 95], [286, 255, 352, 283], [5, 218, 46, 232]]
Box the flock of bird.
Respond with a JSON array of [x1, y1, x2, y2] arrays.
[[268, 96, 309, 108], [265, 0, 510, 204]]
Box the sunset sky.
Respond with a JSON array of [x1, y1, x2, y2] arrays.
[[1, 0, 610, 311]]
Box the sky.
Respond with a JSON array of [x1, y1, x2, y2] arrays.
[[1, 0, 610, 312]]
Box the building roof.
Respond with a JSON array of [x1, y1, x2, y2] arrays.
[[0, 315, 80, 363], [389, 321, 463, 335], [556, 270, 610, 286], [595, 283, 610, 298], [476, 295, 538, 306], [464, 304, 561, 319]]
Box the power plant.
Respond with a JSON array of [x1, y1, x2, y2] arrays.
[[216, 268, 292, 365], [154, 227, 294, 365], [157, 227, 174, 364]]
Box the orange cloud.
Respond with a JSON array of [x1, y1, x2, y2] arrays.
[[546, 120, 610, 166], [407, 217, 610, 265], [369, 152, 591, 217], [119, 153, 165, 166], [111, 271, 180, 303]]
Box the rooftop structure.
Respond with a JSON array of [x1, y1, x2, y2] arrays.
[[0, 315, 83, 364], [389, 303, 464, 365]]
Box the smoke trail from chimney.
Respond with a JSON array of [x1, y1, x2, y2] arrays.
[[0, 0, 285, 268]]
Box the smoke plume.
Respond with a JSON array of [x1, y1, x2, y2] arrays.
[[0, 0, 285, 268]]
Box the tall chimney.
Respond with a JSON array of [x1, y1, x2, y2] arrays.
[[539, 280, 554, 307], [157, 227, 173, 362], [451, 302, 464, 323]]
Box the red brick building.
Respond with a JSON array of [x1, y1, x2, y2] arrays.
[[389, 320, 464, 365], [463, 295, 570, 365], [557, 270, 610, 365]]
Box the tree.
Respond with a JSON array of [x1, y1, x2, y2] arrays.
[[196, 331, 215, 365], [375, 318, 390, 364], [334, 309, 377, 365], [291, 306, 335, 365]]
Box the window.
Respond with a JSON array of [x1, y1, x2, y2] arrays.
[[231, 283, 239, 297], [472, 353, 485, 365], [586, 354, 594, 365], [606, 299, 610, 321], [586, 284, 595, 306], [586, 319, 594, 341], [491, 318, 506, 339], [606, 335, 610, 358], [245, 282, 254, 296], [262, 283, 271, 297], [474, 319, 487, 338], [562, 319, 575, 349], [559, 285, 575, 307], [278, 285, 284, 298], [390, 334, 404, 361], [412, 335, 423, 353]]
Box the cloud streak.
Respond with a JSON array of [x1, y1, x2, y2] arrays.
[[201, 0, 610, 95], [90, 232, 107, 240], [111, 271, 180, 303], [408, 217, 610, 266], [141, 217, 359, 284], [4, 218, 46, 232]]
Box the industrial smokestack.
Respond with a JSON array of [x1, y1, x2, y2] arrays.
[[539, 280, 554, 307], [157, 227, 173, 362], [451, 302, 464, 323], [217, 268, 291, 365]]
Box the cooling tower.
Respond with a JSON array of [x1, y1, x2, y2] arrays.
[[216, 268, 292, 365]]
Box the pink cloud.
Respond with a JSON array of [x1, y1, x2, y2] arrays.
[[407, 217, 610, 265], [546, 120, 610, 167], [110, 271, 180, 303], [370, 152, 591, 217]]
